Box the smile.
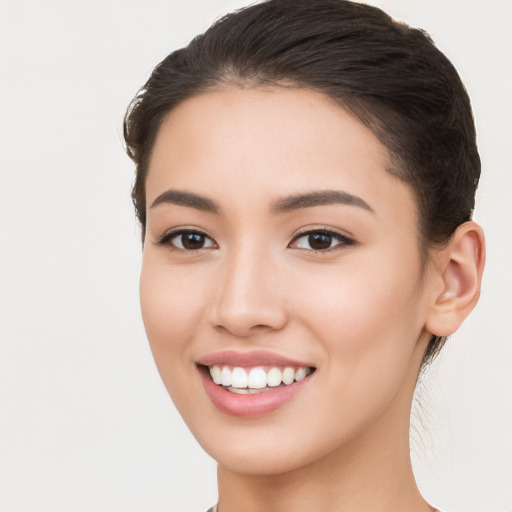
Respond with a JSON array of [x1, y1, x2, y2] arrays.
[[197, 351, 316, 417], [208, 365, 313, 393]]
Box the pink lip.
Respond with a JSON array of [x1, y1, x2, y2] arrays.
[[198, 368, 312, 418], [197, 350, 313, 369], [196, 351, 315, 418]]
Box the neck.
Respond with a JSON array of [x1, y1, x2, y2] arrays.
[[217, 426, 430, 512]]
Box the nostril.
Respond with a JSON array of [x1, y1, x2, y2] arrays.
[[213, 323, 273, 337], [212, 308, 288, 337]]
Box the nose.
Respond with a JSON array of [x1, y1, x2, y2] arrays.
[[210, 243, 288, 338]]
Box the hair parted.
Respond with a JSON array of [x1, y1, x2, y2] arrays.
[[123, 0, 481, 367]]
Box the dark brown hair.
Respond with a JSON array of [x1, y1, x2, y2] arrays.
[[123, 0, 480, 367]]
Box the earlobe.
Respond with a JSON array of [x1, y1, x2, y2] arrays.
[[425, 221, 485, 337]]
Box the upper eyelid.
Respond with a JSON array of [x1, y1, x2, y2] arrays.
[[290, 226, 354, 241], [156, 227, 217, 246], [289, 228, 356, 251]]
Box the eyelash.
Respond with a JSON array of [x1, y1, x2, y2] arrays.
[[289, 228, 355, 253], [156, 229, 217, 254], [156, 227, 355, 254]]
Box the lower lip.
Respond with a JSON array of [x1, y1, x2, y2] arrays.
[[198, 366, 312, 418]]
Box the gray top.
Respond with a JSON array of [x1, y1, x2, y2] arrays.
[[207, 506, 443, 512]]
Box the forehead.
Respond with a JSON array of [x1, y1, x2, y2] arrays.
[[146, 86, 417, 226]]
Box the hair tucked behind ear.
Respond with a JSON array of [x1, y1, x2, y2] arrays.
[[124, 0, 480, 368]]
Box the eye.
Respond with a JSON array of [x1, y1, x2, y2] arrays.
[[290, 229, 354, 252], [158, 229, 217, 252]]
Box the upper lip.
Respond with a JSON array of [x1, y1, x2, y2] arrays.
[[197, 350, 314, 368]]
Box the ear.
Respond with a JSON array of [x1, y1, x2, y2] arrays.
[[425, 221, 485, 337]]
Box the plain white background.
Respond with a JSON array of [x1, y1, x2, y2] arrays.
[[0, 1, 510, 511]]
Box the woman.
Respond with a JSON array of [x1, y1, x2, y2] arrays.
[[123, 1, 485, 511]]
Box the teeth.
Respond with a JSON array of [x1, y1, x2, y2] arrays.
[[211, 365, 222, 385], [267, 367, 282, 387], [221, 366, 232, 387], [295, 367, 307, 381], [231, 367, 248, 388], [208, 365, 312, 390], [227, 386, 271, 395], [248, 368, 267, 389], [282, 367, 295, 385]]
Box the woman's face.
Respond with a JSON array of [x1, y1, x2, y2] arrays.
[[141, 86, 436, 475]]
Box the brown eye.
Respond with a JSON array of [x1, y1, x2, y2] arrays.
[[292, 229, 354, 252], [160, 230, 216, 251], [180, 232, 207, 250], [308, 233, 333, 250]]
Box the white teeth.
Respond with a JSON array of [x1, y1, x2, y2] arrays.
[[208, 365, 312, 391], [248, 368, 267, 389], [282, 367, 295, 385], [227, 387, 272, 395], [211, 365, 222, 385], [221, 366, 232, 387], [231, 367, 248, 388], [295, 367, 307, 381], [267, 367, 282, 387]]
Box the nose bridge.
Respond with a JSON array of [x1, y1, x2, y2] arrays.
[[212, 236, 287, 336]]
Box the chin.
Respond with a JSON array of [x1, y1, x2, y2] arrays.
[[209, 444, 310, 476]]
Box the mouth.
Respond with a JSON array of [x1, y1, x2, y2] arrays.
[[203, 364, 315, 394], [196, 351, 316, 417]]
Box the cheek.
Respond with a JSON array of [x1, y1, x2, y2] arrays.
[[276, 258, 426, 453], [139, 255, 208, 362], [139, 256, 216, 417], [296, 250, 425, 371]]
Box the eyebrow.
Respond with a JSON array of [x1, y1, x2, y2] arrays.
[[271, 190, 374, 214], [149, 188, 374, 215], [150, 190, 220, 213]]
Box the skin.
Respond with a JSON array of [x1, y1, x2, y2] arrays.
[[140, 86, 483, 512]]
